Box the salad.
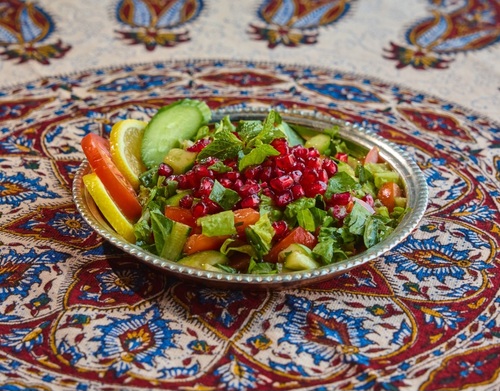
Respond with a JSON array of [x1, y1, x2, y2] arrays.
[[81, 99, 407, 275]]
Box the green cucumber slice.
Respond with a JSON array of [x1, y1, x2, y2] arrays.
[[141, 99, 211, 168]]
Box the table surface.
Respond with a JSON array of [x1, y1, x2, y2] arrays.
[[0, 1, 499, 390]]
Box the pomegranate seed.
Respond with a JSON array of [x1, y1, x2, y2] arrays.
[[304, 181, 327, 198], [317, 169, 328, 183], [331, 192, 352, 205], [225, 171, 240, 181], [233, 179, 244, 190], [203, 197, 221, 214], [323, 158, 338, 177], [193, 165, 213, 180], [307, 148, 320, 158], [273, 167, 286, 177], [290, 170, 302, 183], [241, 194, 260, 209], [179, 195, 194, 209], [224, 159, 237, 168], [202, 156, 219, 166], [363, 194, 374, 207], [243, 166, 262, 180], [275, 191, 293, 207], [177, 174, 189, 189], [275, 155, 296, 171], [335, 152, 348, 162], [305, 157, 322, 170], [291, 184, 305, 199], [330, 204, 348, 220], [261, 187, 274, 198], [291, 145, 308, 159], [197, 177, 214, 197], [219, 178, 233, 188], [158, 163, 174, 177], [259, 166, 273, 182], [187, 138, 211, 152], [272, 220, 288, 238], [192, 202, 209, 218], [239, 180, 260, 197], [300, 169, 318, 187], [271, 138, 289, 155], [270, 175, 294, 193]]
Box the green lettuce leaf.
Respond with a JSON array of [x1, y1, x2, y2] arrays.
[[198, 210, 236, 237], [209, 180, 241, 210]]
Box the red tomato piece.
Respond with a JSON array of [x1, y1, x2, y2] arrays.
[[265, 226, 317, 263], [81, 133, 142, 221], [183, 234, 229, 256], [233, 208, 261, 237], [377, 182, 402, 212], [165, 206, 197, 229]]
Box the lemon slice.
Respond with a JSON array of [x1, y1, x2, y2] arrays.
[[83, 172, 136, 243], [109, 119, 148, 190]]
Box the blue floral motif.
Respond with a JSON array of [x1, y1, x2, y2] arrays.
[[452, 202, 498, 224], [0, 321, 50, 352], [420, 305, 465, 330], [386, 236, 492, 283], [91, 306, 182, 377], [391, 320, 412, 345], [57, 338, 85, 366], [214, 354, 267, 391], [0, 249, 67, 302], [198, 288, 246, 327], [0, 171, 60, 208], [276, 295, 372, 366], [1, 135, 36, 154], [20, 210, 93, 239], [96, 268, 146, 296], [302, 82, 382, 103]]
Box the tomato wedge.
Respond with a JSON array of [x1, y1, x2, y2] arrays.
[[377, 182, 402, 212], [81, 133, 142, 221], [183, 234, 229, 256], [165, 206, 197, 229], [233, 208, 260, 236], [265, 226, 317, 263]]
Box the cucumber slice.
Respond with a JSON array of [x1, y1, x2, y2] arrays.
[[141, 99, 211, 168], [305, 133, 331, 154], [177, 250, 229, 270], [160, 222, 191, 261]]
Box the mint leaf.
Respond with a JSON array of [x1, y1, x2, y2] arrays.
[[238, 144, 280, 171], [208, 161, 232, 173], [345, 201, 372, 235], [247, 111, 286, 147], [325, 171, 359, 199], [209, 180, 241, 210], [197, 121, 243, 160], [236, 120, 263, 142]]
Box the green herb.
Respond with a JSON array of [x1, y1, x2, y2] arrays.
[[198, 210, 236, 237], [208, 161, 232, 173], [209, 180, 241, 210], [150, 209, 175, 256], [245, 213, 275, 257], [345, 202, 372, 235], [325, 171, 359, 198], [364, 215, 393, 248], [238, 143, 280, 171], [236, 120, 263, 142], [248, 259, 278, 274], [197, 120, 243, 160]]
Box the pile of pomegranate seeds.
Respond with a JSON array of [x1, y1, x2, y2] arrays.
[[160, 138, 343, 219]]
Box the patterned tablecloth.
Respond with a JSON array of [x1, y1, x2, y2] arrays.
[[0, 1, 499, 391]]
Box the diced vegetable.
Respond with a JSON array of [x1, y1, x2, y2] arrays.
[[183, 234, 229, 255], [377, 182, 403, 212], [177, 250, 229, 269], [141, 99, 211, 168], [266, 227, 317, 263]]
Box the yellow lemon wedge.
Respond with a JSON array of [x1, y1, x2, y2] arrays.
[[109, 119, 148, 190], [83, 172, 136, 243]]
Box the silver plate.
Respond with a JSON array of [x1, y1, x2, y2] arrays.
[[72, 108, 428, 289]]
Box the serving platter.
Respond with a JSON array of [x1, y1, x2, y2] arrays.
[[73, 107, 428, 289]]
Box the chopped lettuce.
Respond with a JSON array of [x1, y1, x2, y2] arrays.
[[198, 211, 236, 237], [209, 180, 241, 210], [245, 213, 275, 257]]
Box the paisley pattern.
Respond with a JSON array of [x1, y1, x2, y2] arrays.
[[115, 0, 205, 49], [0, 0, 71, 64], [0, 59, 498, 390], [249, 0, 353, 47], [384, 0, 500, 69]]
